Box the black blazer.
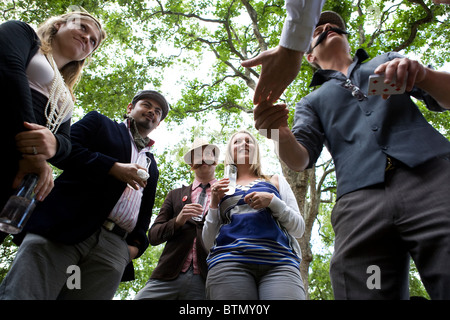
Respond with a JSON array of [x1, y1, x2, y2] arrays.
[[0, 21, 71, 215], [21, 111, 159, 281]]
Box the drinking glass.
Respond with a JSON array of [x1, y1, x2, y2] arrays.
[[192, 192, 207, 221], [224, 164, 237, 195]]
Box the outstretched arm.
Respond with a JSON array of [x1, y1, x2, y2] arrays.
[[253, 101, 310, 172], [241, 47, 303, 104], [241, 0, 324, 104]]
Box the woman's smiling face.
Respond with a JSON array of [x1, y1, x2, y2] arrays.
[[232, 132, 256, 165], [51, 17, 102, 62]]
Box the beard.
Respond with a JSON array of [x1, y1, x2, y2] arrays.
[[133, 115, 161, 136]]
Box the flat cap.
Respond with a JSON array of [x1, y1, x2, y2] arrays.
[[132, 90, 169, 120]]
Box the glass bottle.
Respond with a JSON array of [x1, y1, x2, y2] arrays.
[[0, 174, 38, 234]]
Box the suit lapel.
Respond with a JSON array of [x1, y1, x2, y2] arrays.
[[118, 122, 132, 162], [182, 184, 193, 204], [172, 184, 193, 216]]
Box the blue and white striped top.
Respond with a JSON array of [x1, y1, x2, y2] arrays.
[[205, 179, 301, 270]]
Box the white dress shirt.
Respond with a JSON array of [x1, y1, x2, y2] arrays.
[[280, 0, 325, 52]]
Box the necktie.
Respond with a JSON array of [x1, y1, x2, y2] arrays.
[[200, 183, 210, 194], [198, 183, 210, 212], [200, 183, 209, 200]]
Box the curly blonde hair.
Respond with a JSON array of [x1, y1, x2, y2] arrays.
[[37, 11, 107, 100]]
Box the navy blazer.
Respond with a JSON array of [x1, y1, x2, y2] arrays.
[[21, 111, 159, 281]]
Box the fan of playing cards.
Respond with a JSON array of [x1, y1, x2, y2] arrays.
[[368, 74, 407, 96]]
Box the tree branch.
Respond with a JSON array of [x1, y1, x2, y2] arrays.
[[393, 0, 433, 52], [222, 0, 248, 62], [356, 0, 366, 46], [317, 159, 335, 195], [367, 2, 401, 48], [196, 37, 257, 88], [153, 0, 258, 89], [153, 0, 225, 24], [240, 0, 268, 52], [184, 100, 252, 114], [2, 0, 16, 20]]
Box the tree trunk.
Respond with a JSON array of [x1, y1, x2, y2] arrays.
[[280, 162, 321, 300]]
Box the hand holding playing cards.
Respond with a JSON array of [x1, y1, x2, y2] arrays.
[[374, 58, 427, 99]]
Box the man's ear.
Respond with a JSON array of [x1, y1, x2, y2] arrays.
[[126, 103, 134, 114], [306, 52, 315, 65], [54, 22, 63, 30]]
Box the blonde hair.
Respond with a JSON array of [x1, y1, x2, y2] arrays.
[[37, 11, 107, 100], [224, 130, 269, 180]]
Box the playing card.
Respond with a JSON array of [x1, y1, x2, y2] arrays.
[[368, 74, 406, 96]]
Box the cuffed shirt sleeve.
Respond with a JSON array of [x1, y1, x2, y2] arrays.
[[292, 97, 325, 168], [280, 0, 325, 52]]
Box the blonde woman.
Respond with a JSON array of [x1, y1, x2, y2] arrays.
[[0, 11, 106, 213], [203, 130, 306, 300]]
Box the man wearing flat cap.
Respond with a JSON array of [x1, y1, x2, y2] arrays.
[[0, 90, 168, 300], [255, 9, 450, 300], [134, 138, 219, 300]]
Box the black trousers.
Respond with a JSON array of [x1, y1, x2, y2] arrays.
[[330, 156, 450, 300]]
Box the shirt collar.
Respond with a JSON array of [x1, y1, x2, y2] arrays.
[[193, 178, 218, 190], [147, 139, 155, 147], [309, 49, 370, 87]]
